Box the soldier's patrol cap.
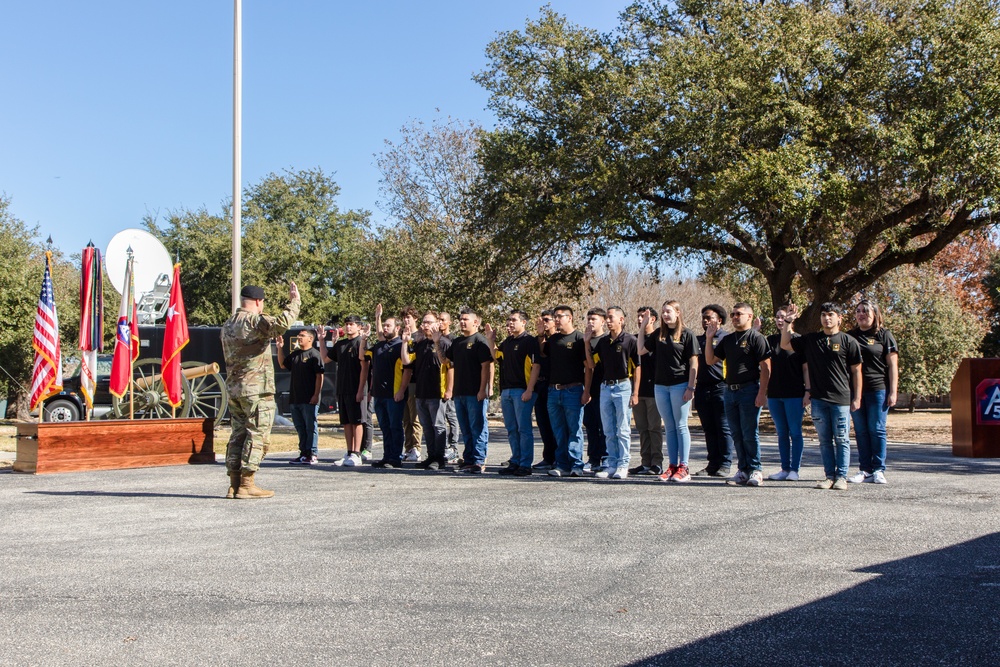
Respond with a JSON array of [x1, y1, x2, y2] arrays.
[[240, 285, 266, 300]]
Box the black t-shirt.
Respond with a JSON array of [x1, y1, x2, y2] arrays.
[[332, 336, 364, 396], [766, 333, 805, 399], [546, 330, 587, 386], [636, 332, 656, 398], [410, 337, 450, 400], [647, 327, 700, 386], [283, 347, 324, 404], [588, 334, 607, 389], [696, 331, 726, 388], [848, 327, 899, 392], [365, 337, 409, 399], [594, 331, 639, 383], [497, 332, 540, 391], [713, 328, 770, 384], [790, 331, 863, 405], [446, 333, 494, 396]]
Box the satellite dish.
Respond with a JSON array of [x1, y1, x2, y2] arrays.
[[105, 228, 173, 297]]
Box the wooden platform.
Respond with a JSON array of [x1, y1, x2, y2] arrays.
[[13, 418, 215, 474]]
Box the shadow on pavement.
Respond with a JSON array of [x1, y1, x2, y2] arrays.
[[26, 490, 222, 500], [626, 532, 1000, 667]]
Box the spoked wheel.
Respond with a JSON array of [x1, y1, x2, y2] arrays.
[[182, 360, 229, 428], [111, 357, 192, 420]]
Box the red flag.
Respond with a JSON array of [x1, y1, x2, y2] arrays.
[[78, 242, 104, 410], [109, 255, 136, 399], [161, 264, 189, 408], [30, 252, 63, 410]]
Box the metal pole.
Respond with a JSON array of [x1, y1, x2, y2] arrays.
[[231, 0, 242, 312]]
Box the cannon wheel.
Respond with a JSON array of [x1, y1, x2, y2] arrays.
[[181, 360, 229, 428], [111, 358, 193, 420]]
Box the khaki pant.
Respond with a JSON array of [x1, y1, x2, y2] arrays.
[[226, 393, 276, 473], [403, 385, 423, 452]]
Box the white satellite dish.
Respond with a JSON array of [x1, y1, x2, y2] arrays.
[[105, 228, 173, 297]]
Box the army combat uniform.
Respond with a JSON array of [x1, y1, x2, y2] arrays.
[[221, 296, 300, 475]]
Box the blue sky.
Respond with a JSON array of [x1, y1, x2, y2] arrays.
[[1, 1, 627, 257]]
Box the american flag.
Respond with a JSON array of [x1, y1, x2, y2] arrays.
[[30, 252, 63, 410]]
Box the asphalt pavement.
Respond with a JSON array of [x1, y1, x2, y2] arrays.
[[1, 429, 998, 666]]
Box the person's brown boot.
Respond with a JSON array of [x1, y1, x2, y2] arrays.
[[235, 472, 274, 499], [225, 471, 241, 499]]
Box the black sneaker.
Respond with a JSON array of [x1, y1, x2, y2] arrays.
[[531, 461, 554, 470], [649, 465, 663, 476], [415, 459, 434, 470], [513, 466, 532, 477], [498, 465, 518, 476], [628, 464, 650, 475], [710, 467, 731, 478]]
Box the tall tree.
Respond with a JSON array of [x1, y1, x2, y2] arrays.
[[471, 0, 1000, 329]]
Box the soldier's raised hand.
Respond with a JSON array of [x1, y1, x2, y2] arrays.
[[375, 303, 383, 320], [484, 322, 496, 343], [289, 281, 300, 302]]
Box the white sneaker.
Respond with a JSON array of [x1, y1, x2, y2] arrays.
[[595, 469, 611, 479], [403, 449, 420, 462], [360, 449, 373, 462], [747, 470, 763, 486], [726, 471, 749, 486], [612, 466, 629, 479], [342, 453, 360, 467], [768, 470, 790, 481], [333, 456, 346, 467], [786, 470, 799, 481], [848, 471, 872, 484], [872, 471, 887, 484]]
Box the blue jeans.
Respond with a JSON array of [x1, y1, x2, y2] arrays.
[[723, 383, 762, 473], [812, 398, 851, 479], [501, 388, 536, 468], [373, 396, 405, 463], [695, 385, 732, 471], [655, 382, 693, 466], [599, 380, 632, 469], [547, 385, 585, 472], [289, 403, 319, 457], [852, 389, 888, 473], [455, 394, 489, 466], [767, 397, 805, 472]]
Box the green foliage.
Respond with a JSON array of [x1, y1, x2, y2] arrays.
[[472, 0, 1000, 329], [147, 169, 369, 325]]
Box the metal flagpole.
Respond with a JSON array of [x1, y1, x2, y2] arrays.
[[231, 0, 242, 312]]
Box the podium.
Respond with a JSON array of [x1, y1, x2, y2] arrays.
[[951, 358, 1000, 458]]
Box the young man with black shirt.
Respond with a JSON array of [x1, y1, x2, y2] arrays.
[[496, 310, 541, 476], [438, 311, 461, 460], [630, 306, 664, 475], [531, 310, 559, 470], [365, 315, 412, 468], [765, 308, 807, 481], [694, 305, 734, 477], [704, 303, 771, 486], [441, 308, 495, 473], [276, 329, 324, 465], [782, 302, 863, 490], [583, 308, 608, 473], [401, 311, 452, 470], [398, 306, 424, 462], [587, 306, 639, 479], [545, 306, 593, 477], [320, 316, 369, 467]]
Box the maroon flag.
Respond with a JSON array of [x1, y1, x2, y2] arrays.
[[161, 264, 189, 408]]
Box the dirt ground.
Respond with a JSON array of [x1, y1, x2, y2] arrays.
[[0, 408, 955, 468]]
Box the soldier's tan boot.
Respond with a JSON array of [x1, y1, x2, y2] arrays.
[[235, 472, 274, 499], [225, 471, 241, 499]]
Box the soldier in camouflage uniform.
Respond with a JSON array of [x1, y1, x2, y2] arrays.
[[221, 282, 301, 499]]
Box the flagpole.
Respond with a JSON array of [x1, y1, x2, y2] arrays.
[[231, 0, 242, 312]]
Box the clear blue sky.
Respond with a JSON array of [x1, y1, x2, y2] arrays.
[[1, 1, 626, 257]]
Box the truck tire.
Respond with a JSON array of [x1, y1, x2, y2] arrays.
[[44, 398, 81, 422]]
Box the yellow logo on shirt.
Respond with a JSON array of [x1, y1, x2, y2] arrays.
[[832, 343, 841, 351]]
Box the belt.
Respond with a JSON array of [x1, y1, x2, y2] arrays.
[[727, 381, 759, 392], [552, 382, 583, 390], [602, 378, 630, 386]]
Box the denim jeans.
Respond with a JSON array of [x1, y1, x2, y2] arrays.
[[767, 397, 805, 472], [599, 380, 632, 469], [852, 389, 888, 473], [655, 382, 693, 466], [547, 385, 585, 472], [534, 381, 557, 464], [415, 398, 447, 462], [812, 398, 851, 479], [373, 396, 405, 463], [723, 383, 762, 473], [444, 398, 460, 447], [695, 385, 732, 472], [501, 388, 536, 468], [289, 402, 319, 457], [632, 396, 663, 468], [455, 394, 489, 466]]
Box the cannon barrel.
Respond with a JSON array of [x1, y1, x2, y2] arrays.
[[133, 362, 220, 391]]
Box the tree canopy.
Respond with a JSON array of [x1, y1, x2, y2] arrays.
[[471, 0, 1000, 328]]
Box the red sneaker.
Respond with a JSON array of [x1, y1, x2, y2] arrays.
[[659, 464, 678, 482], [671, 464, 691, 483]]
